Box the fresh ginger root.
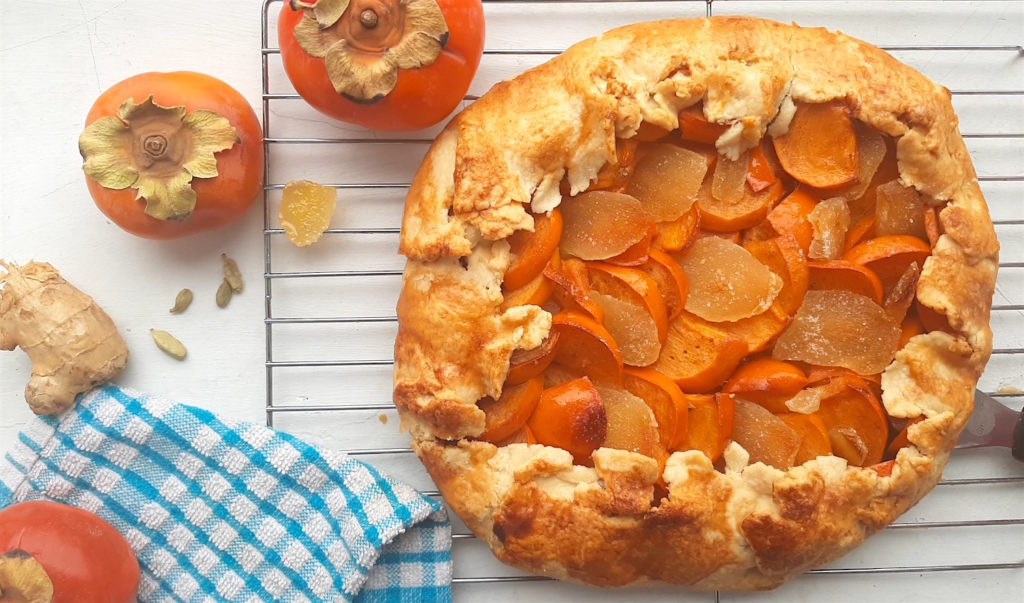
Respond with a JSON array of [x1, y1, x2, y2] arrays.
[[0, 261, 129, 415]]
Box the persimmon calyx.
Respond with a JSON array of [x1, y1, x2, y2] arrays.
[[0, 549, 55, 603], [292, 0, 450, 103], [78, 96, 238, 221]]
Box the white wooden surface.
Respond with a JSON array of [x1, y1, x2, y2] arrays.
[[1, 1, 1022, 601]]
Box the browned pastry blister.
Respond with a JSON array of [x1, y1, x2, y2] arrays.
[[393, 17, 998, 589]]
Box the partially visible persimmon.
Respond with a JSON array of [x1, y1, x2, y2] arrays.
[[843, 235, 931, 293], [682, 393, 735, 462], [653, 203, 701, 253], [551, 311, 624, 386], [731, 399, 801, 469], [816, 384, 889, 467], [899, 314, 924, 348], [772, 102, 858, 189], [778, 412, 832, 464], [723, 359, 808, 414], [807, 259, 884, 305], [505, 209, 563, 290], [916, 299, 953, 334], [501, 251, 558, 311], [820, 123, 888, 204], [699, 174, 785, 232], [640, 249, 690, 321], [710, 302, 790, 355], [765, 188, 818, 254], [843, 214, 877, 252], [678, 105, 729, 144], [746, 145, 777, 193], [560, 191, 650, 260], [884, 416, 924, 459], [545, 258, 604, 323], [599, 387, 660, 457], [627, 144, 710, 221], [773, 290, 901, 375], [494, 424, 539, 447], [507, 333, 560, 385], [478, 376, 544, 443], [677, 237, 782, 322], [529, 378, 608, 462], [591, 138, 640, 193], [623, 367, 687, 449], [653, 313, 748, 393], [588, 263, 669, 343]]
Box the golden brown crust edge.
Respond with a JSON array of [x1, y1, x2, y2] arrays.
[[394, 17, 998, 589]]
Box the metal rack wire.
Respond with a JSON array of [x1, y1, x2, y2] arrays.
[[260, 1, 1023, 599]]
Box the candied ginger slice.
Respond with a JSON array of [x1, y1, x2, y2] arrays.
[[627, 144, 709, 222], [773, 289, 901, 374], [876, 180, 927, 239], [597, 387, 659, 457], [731, 398, 800, 470], [560, 191, 649, 260], [279, 180, 338, 247], [808, 197, 851, 260], [677, 237, 782, 322], [591, 292, 661, 367]]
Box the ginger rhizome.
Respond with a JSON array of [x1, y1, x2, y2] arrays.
[[0, 261, 129, 415]]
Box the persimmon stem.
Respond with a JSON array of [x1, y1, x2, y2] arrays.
[[360, 9, 379, 29], [143, 134, 168, 158]]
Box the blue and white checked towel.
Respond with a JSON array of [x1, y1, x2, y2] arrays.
[[0, 385, 451, 602]]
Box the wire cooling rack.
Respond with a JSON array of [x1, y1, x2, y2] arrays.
[[260, 1, 1023, 600]]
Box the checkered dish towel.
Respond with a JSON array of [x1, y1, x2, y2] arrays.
[[0, 385, 451, 602]]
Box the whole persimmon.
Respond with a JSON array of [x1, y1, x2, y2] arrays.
[[0, 500, 140, 602], [278, 0, 485, 130], [78, 71, 263, 239]]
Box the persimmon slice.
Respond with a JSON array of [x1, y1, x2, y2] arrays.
[[598, 387, 660, 458], [653, 203, 701, 253], [505, 209, 563, 290], [823, 124, 888, 204], [843, 234, 931, 293], [773, 289, 901, 375], [808, 197, 851, 260], [875, 180, 927, 240], [683, 393, 734, 462], [807, 259, 884, 305], [493, 424, 538, 447], [723, 359, 808, 414], [551, 310, 624, 386], [731, 399, 801, 470], [678, 106, 729, 145], [844, 214, 876, 252], [772, 102, 858, 189], [478, 376, 544, 443], [528, 377, 608, 462], [677, 237, 782, 322], [627, 144, 710, 222], [711, 302, 790, 355], [640, 249, 690, 321], [653, 313, 747, 393], [591, 292, 661, 367], [544, 257, 604, 323], [623, 367, 686, 449], [744, 235, 810, 315], [747, 145, 777, 193], [560, 191, 649, 261], [766, 188, 818, 254], [885, 416, 923, 459], [778, 413, 832, 465], [591, 138, 639, 193], [607, 223, 654, 266], [899, 313, 924, 348], [501, 251, 558, 311], [816, 385, 888, 467], [700, 174, 785, 232], [588, 263, 669, 343], [507, 332, 560, 385]]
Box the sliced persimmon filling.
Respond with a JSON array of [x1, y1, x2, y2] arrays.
[[478, 100, 945, 474]]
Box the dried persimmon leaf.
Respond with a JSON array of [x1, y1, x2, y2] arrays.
[[773, 289, 901, 374], [677, 237, 782, 322]]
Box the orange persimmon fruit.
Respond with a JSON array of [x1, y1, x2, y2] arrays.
[[506, 332, 560, 386], [478, 376, 545, 443], [772, 102, 858, 189], [505, 209, 563, 290], [807, 259, 885, 305], [639, 248, 690, 321], [723, 358, 809, 414], [843, 234, 931, 293], [528, 377, 608, 462], [550, 310, 624, 386]]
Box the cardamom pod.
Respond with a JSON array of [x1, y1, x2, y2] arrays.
[[216, 279, 232, 308], [151, 329, 186, 360], [169, 288, 193, 313], [222, 253, 243, 292]]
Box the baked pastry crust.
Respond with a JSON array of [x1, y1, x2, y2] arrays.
[[393, 17, 998, 589]]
